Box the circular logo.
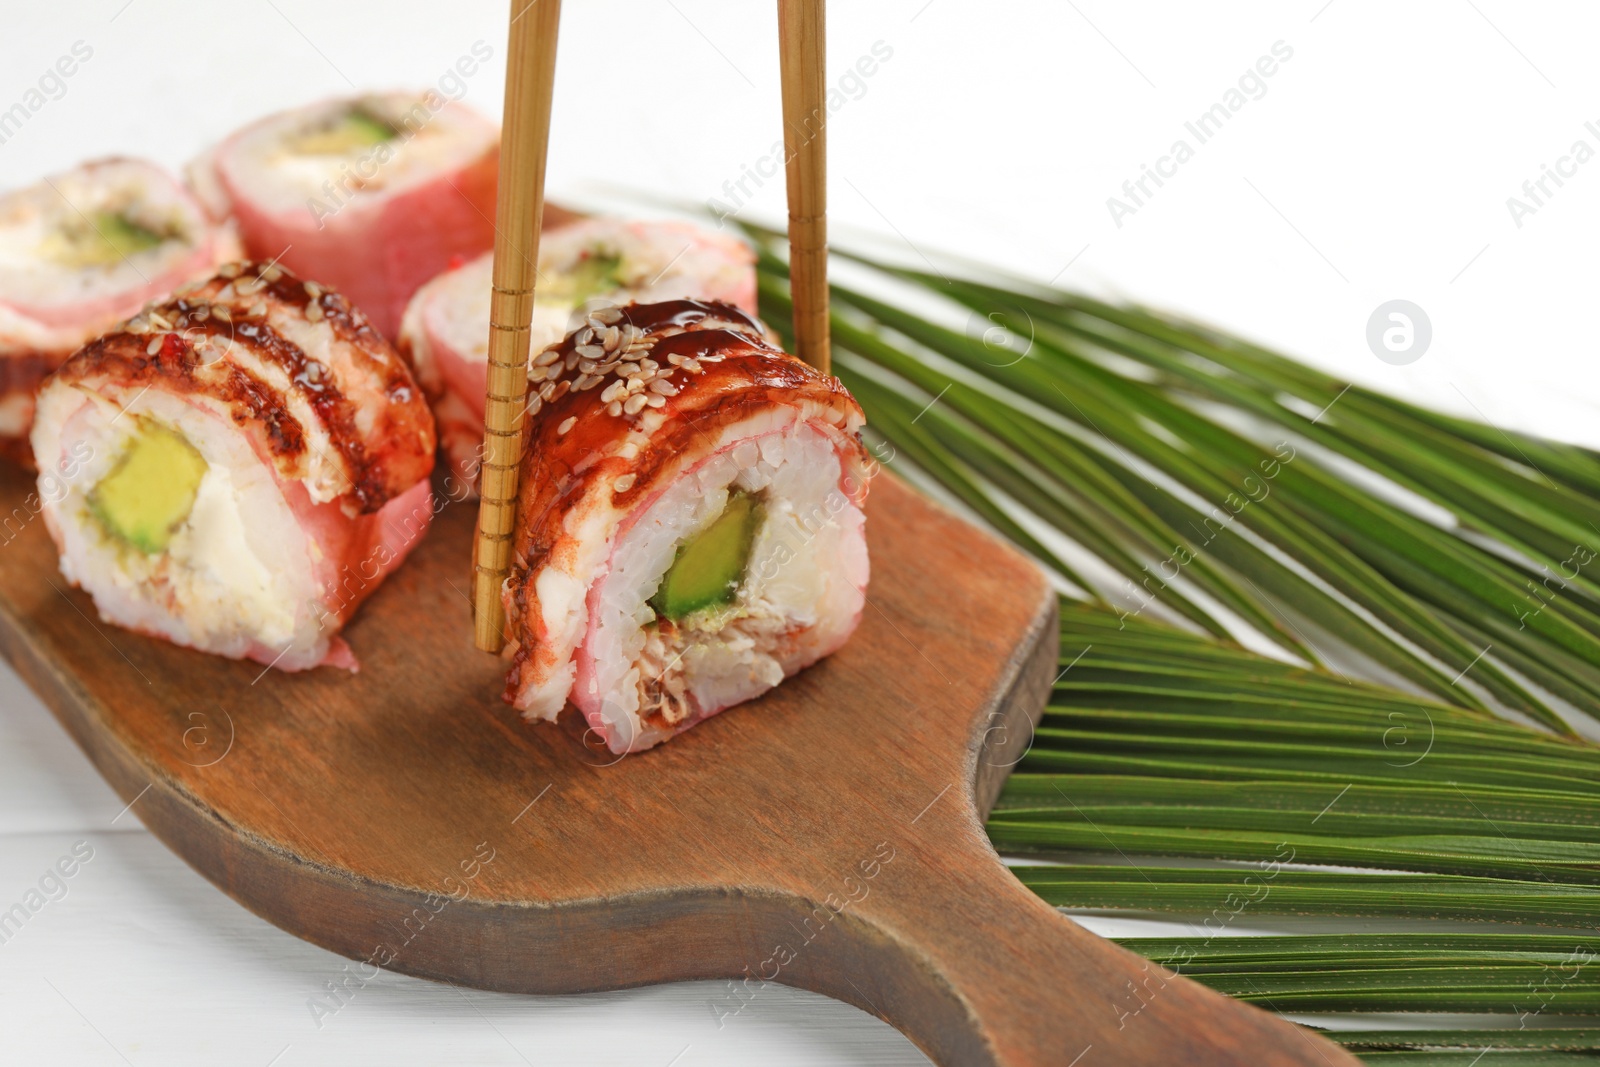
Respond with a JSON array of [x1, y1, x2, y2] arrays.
[[1366, 300, 1431, 366], [964, 303, 1034, 368]]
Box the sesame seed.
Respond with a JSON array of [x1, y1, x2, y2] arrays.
[[550, 380, 571, 401], [666, 353, 685, 366], [600, 381, 626, 404], [618, 362, 641, 378], [219, 263, 242, 279], [578, 359, 598, 374], [557, 416, 577, 435], [576, 327, 594, 345], [212, 305, 232, 323], [602, 326, 620, 350], [576, 344, 604, 360], [262, 265, 283, 282], [532, 347, 561, 367], [305, 302, 324, 323], [543, 364, 563, 381], [650, 379, 678, 396], [539, 382, 556, 401], [594, 360, 619, 375], [639, 358, 659, 373], [305, 281, 323, 299], [625, 378, 646, 395], [573, 373, 598, 391], [251, 301, 268, 317], [613, 473, 636, 493], [606, 400, 623, 417], [593, 307, 623, 325], [682, 358, 702, 373], [645, 394, 666, 409], [618, 442, 639, 460], [145, 337, 162, 356], [623, 393, 648, 415], [527, 396, 543, 416]]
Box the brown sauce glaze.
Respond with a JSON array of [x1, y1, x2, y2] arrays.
[[502, 299, 868, 693], [0, 351, 68, 397], [168, 298, 384, 511], [47, 261, 435, 512], [61, 330, 309, 462]]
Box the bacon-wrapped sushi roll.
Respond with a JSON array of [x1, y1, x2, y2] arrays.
[[29, 261, 436, 672], [399, 217, 757, 494], [503, 300, 870, 754], [0, 158, 240, 465], [187, 91, 498, 337]]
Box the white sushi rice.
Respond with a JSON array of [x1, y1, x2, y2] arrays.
[[570, 413, 868, 751], [0, 159, 211, 322], [32, 384, 323, 666], [213, 92, 491, 214], [424, 218, 756, 370]]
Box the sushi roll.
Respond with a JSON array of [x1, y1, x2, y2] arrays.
[[0, 158, 241, 465], [502, 299, 871, 754], [399, 217, 758, 493], [187, 91, 499, 337], [29, 260, 437, 672]]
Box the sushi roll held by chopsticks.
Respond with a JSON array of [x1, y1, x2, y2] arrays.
[[502, 299, 871, 753], [29, 261, 437, 672], [0, 158, 240, 465], [398, 217, 758, 494], [187, 92, 499, 339]]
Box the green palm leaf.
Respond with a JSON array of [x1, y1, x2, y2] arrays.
[[746, 229, 1600, 1059]]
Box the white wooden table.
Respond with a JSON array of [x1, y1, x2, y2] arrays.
[[5, 1, 1598, 1063]]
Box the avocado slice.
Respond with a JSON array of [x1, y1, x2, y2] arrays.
[[45, 211, 167, 269], [94, 212, 165, 260], [567, 251, 624, 303], [292, 108, 398, 155], [650, 490, 764, 621], [88, 421, 209, 555]]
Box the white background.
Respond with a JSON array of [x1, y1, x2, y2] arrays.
[[3, 1, 1599, 1063]]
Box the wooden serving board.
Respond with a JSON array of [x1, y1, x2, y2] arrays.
[[0, 464, 1355, 1066]]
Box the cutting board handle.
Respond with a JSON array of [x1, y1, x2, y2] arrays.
[[809, 819, 1359, 1067]]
